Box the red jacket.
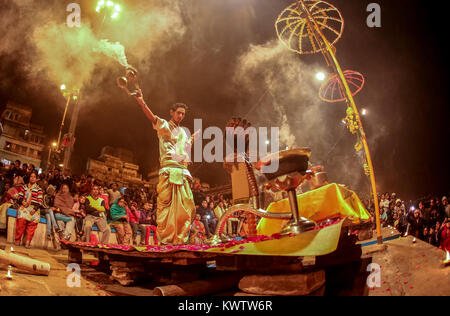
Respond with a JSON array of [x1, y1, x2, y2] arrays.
[[126, 207, 139, 224]]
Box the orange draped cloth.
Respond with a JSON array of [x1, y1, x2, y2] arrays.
[[257, 183, 371, 236]]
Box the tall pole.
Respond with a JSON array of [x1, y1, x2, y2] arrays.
[[298, 0, 383, 244], [63, 96, 80, 170], [56, 94, 71, 150]]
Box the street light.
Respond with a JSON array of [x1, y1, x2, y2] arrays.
[[96, 0, 121, 19], [315, 72, 326, 81]]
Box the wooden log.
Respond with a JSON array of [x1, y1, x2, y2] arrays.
[[68, 248, 82, 264], [238, 271, 325, 296], [0, 249, 51, 276], [234, 285, 326, 297], [153, 274, 241, 296]]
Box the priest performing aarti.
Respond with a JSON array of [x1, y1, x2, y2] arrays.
[[132, 87, 196, 246]]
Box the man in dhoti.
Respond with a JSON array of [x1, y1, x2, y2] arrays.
[[133, 89, 196, 245]]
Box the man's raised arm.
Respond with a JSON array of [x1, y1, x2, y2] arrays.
[[132, 88, 157, 125]]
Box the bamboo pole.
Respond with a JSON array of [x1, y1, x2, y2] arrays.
[[298, 0, 382, 244], [0, 249, 51, 276]]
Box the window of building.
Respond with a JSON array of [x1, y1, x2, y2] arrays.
[[4, 142, 12, 151]]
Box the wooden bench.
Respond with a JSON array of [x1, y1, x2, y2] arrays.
[[6, 208, 153, 249]]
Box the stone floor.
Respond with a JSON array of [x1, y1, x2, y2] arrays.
[[368, 235, 449, 296], [1, 232, 448, 296], [0, 235, 111, 296]]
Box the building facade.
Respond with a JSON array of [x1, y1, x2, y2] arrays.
[[87, 147, 145, 187], [0, 102, 46, 167]]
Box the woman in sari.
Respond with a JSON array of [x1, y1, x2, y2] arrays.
[[14, 172, 43, 248], [52, 184, 76, 241]]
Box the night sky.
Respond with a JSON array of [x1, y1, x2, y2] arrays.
[[0, 0, 448, 201]]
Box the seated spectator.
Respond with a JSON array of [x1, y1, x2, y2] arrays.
[[196, 200, 217, 238], [214, 201, 226, 219], [239, 217, 249, 238], [83, 185, 110, 243], [140, 202, 158, 246], [14, 172, 43, 248], [37, 173, 48, 193], [127, 202, 146, 245], [52, 184, 76, 241], [73, 194, 87, 240], [99, 187, 110, 211], [109, 198, 132, 245], [0, 176, 24, 230], [189, 213, 207, 245]]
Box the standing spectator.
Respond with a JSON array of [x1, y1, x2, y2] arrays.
[[440, 219, 450, 251], [408, 209, 423, 238], [61, 169, 73, 190], [107, 183, 122, 207], [442, 197, 450, 220], [421, 226, 429, 242], [395, 209, 408, 236], [109, 197, 132, 245], [6, 160, 23, 181], [83, 185, 110, 243], [428, 222, 441, 247], [14, 172, 43, 248], [48, 168, 63, 191]]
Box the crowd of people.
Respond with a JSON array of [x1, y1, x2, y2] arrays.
[[0, 160, 246, 249], [0, 160, 448, 252], [366, 192, 450, 251]]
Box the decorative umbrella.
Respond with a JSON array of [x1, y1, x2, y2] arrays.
[[275, 0, 344, 55], [319, 70, 365, 103]]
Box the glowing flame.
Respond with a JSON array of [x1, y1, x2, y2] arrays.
[[445, 251, 450, 264], [5, 265, 13, 280]]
